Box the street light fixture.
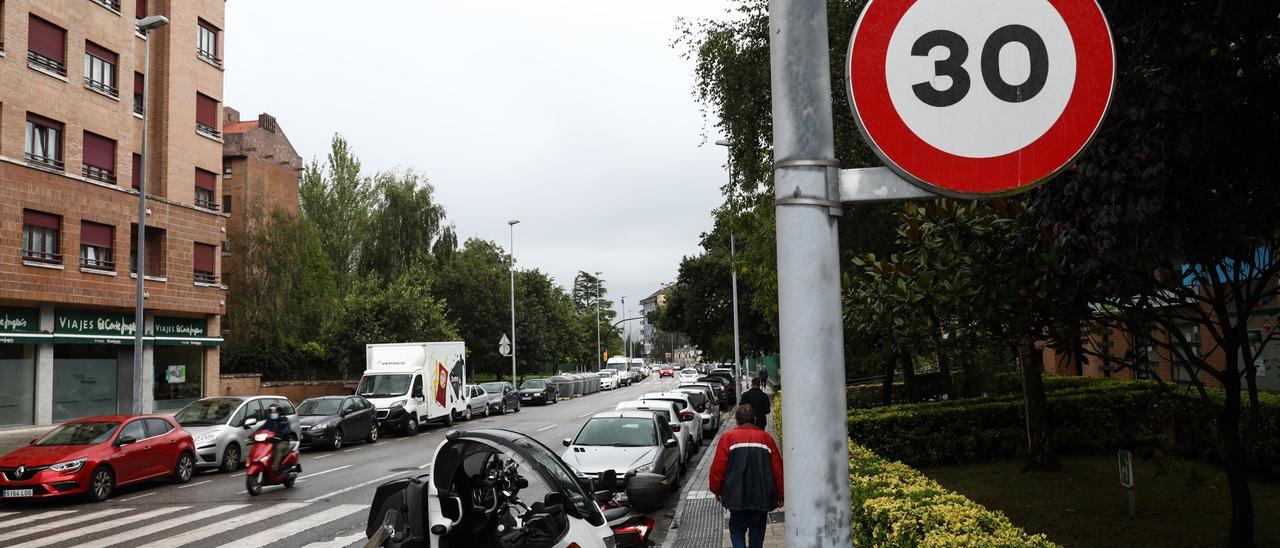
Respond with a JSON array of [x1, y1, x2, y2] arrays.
[[508, 220, 520, 384], [716, 139, 743, 401], [132, 14, 169, 415], [595, 271, 602, 372]]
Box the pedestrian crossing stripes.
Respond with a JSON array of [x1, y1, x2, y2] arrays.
[[215, 504, 365, 548], [135, 502, 309, 548], [0, 508, 76, 529], [89, 504, 249, 548], [6, 506, 188, 548], [0, 507, 132, 543]]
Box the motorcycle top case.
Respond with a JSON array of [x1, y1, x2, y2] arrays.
[[367, 473, 431, 548], [624, 472, 668, 512]]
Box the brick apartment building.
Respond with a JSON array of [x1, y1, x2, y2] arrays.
[[0, 0, 227, 426], [219, 107, 302, 290]]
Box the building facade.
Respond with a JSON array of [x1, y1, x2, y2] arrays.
[[219, 107, 302, 293], [0, 0, 227, 426], [639, 284, 671, 358]]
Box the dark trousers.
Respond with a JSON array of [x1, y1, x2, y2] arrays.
[[728, 510, 767, 548]]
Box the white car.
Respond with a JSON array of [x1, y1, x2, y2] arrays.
[[639, 392, 702, 447], [675, 385, 720, 435], [598, 369, 618, 390], [677, 367, 701, 384], [615, 399, 694, 462]]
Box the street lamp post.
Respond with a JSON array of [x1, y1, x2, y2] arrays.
[[594, 271, 602, 372], [133, 15, 169, 415], [508, 220, 520, 384], [716, 139, 744, 402], [621, 297, 627, 361]]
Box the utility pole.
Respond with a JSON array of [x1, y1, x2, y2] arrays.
[[133, 15, 169, 414], [768, 0, 851, 544], [621, 296, 627, 361], [717, 139, 744, 401], [595, 271, 602, 372], [508, 220, 520, 383]]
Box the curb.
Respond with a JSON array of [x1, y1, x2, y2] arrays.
[[661, 415, 729, 548]]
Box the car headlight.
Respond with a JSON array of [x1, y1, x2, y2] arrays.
[[193, 431, 219, 445], [628, 461, 655, 474], [390, 400, 407, 408], [49, 457, 87, 474]]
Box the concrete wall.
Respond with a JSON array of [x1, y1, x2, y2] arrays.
[[219, 374, 357, 403]]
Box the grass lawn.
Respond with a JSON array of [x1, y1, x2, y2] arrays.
[[923, 455, 1280, 547]]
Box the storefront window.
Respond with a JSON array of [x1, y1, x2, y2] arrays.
[[154, 346, 203, 411], [53, 345, 118, 422], [0, 345, 36, 426]]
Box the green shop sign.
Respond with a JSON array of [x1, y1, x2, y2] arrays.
[[0, 307, 50, 344], [54, 309, 138, 345], [153, 317, 222, 347]]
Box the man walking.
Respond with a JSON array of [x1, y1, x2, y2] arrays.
[[710, 404, 784, 548], [740, 377, 771, 428]]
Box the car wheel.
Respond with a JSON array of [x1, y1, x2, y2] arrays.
[[444, 411, 454, 427], [405, 416, 419, 436], [331, 428, 344, 451], [515, 401, 521, 413], [173, 451, 195, 483], [464, 408, 472, 421], [220, 443, 242, 473], [368, 423, 379, 443], [498, 402, 506, 415], [86, 466, 114, 502]]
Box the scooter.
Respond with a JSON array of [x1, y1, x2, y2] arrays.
[[592, 470, 655, 548], [245, 430, 301, 496]]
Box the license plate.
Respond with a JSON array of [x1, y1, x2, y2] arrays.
[[521, 396, 530, 399], [3, 489, 33, 497]]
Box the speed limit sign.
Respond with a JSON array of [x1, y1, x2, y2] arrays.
[[847, 0, 1115, 197]]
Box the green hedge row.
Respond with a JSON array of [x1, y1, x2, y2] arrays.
[[847, 377, 1280, 477], [775, 392, 1056, 546], [844, 372, 1104, 409]]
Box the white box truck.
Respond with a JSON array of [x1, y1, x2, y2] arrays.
[[358, 342, 466, 435]]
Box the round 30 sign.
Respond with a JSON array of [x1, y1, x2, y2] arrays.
[[847, 0, 1115, 197]]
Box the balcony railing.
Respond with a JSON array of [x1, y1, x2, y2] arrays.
[[89, 0, 121, 11], [25, 152, 64, 171], [195, 197, 220, 211], [81, 256, 115, 270], [82, 165, 117, 184], [133, 95, 144, 115], [22, 249, 62, 265], [197, 48, 223, 68], [194, 270, 218, 284], [84, 77, 119, 98], [196, 121, 221, 138], [27, 51, 67, 77]]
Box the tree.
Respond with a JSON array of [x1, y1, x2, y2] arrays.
[[299, 134, 376, 292], [569, 271, 622, 369], [327, 266, 458, 375], [360, 169, 450, 281], [513, 269, 579, 378], [434, 239, 510, 382]]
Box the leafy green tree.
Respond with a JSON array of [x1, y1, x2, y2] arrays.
[[434, 239, 511, 381], [299, 134, 376, 292], [327, 266, 458, 375], [360, 170, 450, 281]]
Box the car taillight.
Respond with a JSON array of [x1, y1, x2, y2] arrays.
[[679, 411, 694, 421], [671, 423, 681, 432]]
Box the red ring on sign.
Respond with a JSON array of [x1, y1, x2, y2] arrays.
[[849, 0, 1114, 196]]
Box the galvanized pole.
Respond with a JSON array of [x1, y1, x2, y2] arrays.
[[595, 272, 602, 372], [768, 0, 852, 544], [508, 220, 519, 383], [731, 233, 742, 403], [621, 297, 627, 361]]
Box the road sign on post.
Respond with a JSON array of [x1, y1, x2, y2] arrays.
[[1118, 449, 1136, 517], [846, 0, 1115, 198], [499, 334, 511, 357]]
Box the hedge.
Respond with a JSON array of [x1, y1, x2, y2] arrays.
[[774, 392, 1056, 547], [848, 377, 1280, 476]]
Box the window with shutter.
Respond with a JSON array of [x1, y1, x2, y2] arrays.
[[82, 132, 116, 184], [27, 15, 66, 76], [195, 168, 218, 210], [136, 0, 146, 19], [193, 243, 217, 284], [132, 153, 142, 190], [25, 113, 64, 170], [133, 73, 144, 115], [83, 42, 118, 97], [197, 19, 221, 67], [22, 210, 61, 264], [196, 93, 220, 137], [80, 221, 114, 270]]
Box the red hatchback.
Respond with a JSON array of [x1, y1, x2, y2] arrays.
[[0, 415, 195, 502], [659, 367, 674, 378]]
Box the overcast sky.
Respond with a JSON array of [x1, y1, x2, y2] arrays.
[[225, 1, 736, 342]]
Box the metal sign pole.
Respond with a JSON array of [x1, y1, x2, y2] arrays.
[[768, 0, 852, 544]]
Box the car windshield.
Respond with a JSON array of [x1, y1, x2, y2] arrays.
[[679, 391, 706, 407], [574, 417, 657, 447], [481, 382, 506, 393], [357, 374, 411, 398], [682, 368, 697, 374], [651, 398, 687, 411], [521, 380, 547, 389], [175, 398, 242, 426], [598, 371, 614, 377], [297, 399, 342, 416], [36, 421, 120, 446]]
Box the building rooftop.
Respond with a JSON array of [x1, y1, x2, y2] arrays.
[[223, 120, 260, 135]]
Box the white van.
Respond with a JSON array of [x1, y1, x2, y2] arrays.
[[358, 342, 466, 435]]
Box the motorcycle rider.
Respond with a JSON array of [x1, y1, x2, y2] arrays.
[[260, 404, 294, 470]]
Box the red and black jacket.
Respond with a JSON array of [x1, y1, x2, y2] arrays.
[[708, 424, 784, 512]]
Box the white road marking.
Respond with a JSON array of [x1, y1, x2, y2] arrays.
[[135, 502, 308, 548], [115, 491, 157, 502], [215, 504, 366, 548], [0, 508, 132, 543], [313, 453, 334, 459], [90, 504, 249, 548], [7, 506, 188, 548], [342, 447, 362, 453], [231, 472, 245, 477], [306, 471, 411, 504], [177, 479, 212, 489], [536, 425, 555, 432], [0, 509, 77, 529], [578, 412, 593, 418], [299, 464, 352, 480], [417, 462, 431, 469], [302, 531, 367, 548]]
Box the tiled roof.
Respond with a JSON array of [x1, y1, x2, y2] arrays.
[[223, 120, 260, 135]]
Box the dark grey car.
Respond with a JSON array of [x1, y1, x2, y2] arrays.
[[297, 395, 378, 451], [480, 382, 521, 415]]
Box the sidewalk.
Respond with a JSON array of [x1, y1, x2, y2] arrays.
[[663, 386, 785, 548]]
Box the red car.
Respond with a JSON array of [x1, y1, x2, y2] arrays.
[[0, 415, 195, 502], [659, 367, 675, 378]]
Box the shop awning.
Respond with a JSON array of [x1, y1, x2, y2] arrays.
[[49, 334, 224, 346], [0, 332, 53, 344], [152, 335, 223, 347]]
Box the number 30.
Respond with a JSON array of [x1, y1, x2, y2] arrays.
[[911, 24, 1049, 107]]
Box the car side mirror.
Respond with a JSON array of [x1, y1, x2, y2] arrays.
[[115, 435, 137, 446], [243, 417, 258, 428], [412, 389, 424, 399], [562, 438, 572, 447], [664, 438, 678, 448]]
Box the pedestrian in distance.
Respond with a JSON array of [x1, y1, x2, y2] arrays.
[[757, 364, 769, 386], [740, 377, 771, 428], [709, 404, 784, 548]]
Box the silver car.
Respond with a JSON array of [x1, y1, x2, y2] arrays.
[[175, 395, 301, 472]]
